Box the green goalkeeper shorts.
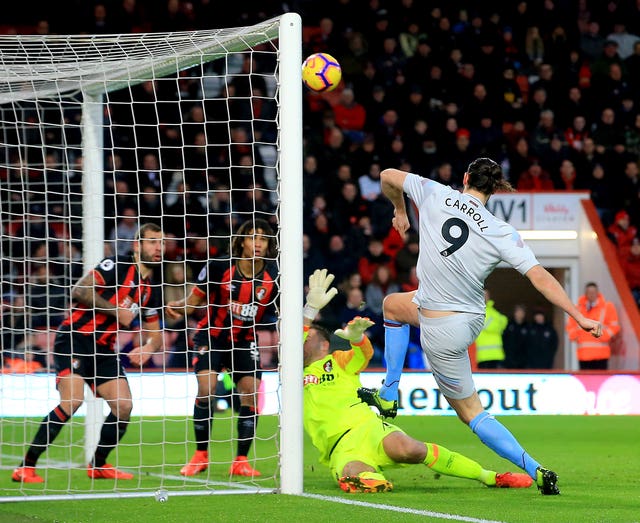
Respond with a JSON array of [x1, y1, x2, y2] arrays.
[[330, 416, 404, 481]]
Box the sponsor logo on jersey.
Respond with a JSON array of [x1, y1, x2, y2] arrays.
[[303, 374, 319, 386], [230, 301, 258, 319]]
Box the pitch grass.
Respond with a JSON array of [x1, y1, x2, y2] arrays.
[[1, 415, 639, 523]]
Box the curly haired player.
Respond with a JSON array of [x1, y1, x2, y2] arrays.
[[166, 218, 278, 478]]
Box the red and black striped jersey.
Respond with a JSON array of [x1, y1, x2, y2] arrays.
[[60, 256, 162, 348], [193, 257, 279, 344]]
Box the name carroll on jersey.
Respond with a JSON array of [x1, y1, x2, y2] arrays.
[[445, 196, 488, 232]]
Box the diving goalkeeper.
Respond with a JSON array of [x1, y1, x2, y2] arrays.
[[302, 269, 534, 493]]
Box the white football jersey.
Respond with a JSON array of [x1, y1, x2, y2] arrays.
[[404, 173, 539, 314]]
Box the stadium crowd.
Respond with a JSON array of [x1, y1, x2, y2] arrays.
[[1, 0, 640, 372]]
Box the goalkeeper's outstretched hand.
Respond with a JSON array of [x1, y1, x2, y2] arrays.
[[334, 316, 375, 343], [304, 269, 338, 319]]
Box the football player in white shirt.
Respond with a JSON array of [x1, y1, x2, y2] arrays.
[[358, 157, 602, 495]]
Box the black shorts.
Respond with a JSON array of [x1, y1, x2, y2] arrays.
[[53, 329, 126, 388], [191, 331, 262, 384]]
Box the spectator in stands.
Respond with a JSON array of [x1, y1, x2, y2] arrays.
[[524, 26, 545, 71], [137, 151, 166, 193], [592, 63, 632, 116], [138, 186, 163, 227], [563, 87, 590, 130], [164, 180, 208, 239], [305, 193, 335, 253], [529, 63, 561, 113], [522, 85, 552, 130], [557, 159, 579, 191], [14, 204, 61, 270], [333, 87, 367, 144], [502, 304, 529, 370], [331, 181, 370, 233], [564, 114, 590, 154], [566, 282, 620, 370], [358, 162, 383, 202], [325, 234, 358, 286], [583, 162, 618, 227], [529, 109, 561, 168], [24, 262, 66, 333], [506, 135, 535, 187], [364, 264, 400, 321], [449, 128, 477, 178], [526, 308, 558, 369], [620, 160, 640, 219], [607, 210, 638, 260], [516, 162, 555, 191], [605, 22, 640, 60], [591, 40, 626, 89], [108, 206, 139, 257], [579, 20, 605, 63], [621, 237, 640, 309], [500, 65, 524, 124], [394, 231, 419, 286], [357, 237, 394, 287], [303, 233, 326, 285]]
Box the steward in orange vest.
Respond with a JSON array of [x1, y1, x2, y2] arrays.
[[566, 282, 620, 370]]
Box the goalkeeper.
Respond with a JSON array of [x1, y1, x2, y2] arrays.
[[302, 269, 533, 493]]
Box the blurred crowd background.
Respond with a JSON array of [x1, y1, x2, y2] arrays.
[[1, 0, 639, 372]]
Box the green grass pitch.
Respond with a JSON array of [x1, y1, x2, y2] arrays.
[[1, 415, 638, 522]]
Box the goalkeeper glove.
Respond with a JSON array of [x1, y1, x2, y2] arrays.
[[334, 316, 375, 343], [304, 268, 338, 320]]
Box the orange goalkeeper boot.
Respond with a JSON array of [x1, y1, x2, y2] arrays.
[[12, 466, 44, 483], [229, 456, 261, 477], [87, 463, 134, 480], [180, 450, 209, 476], [338, 472, 393, 493]]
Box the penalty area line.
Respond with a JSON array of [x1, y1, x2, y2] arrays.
[[300, 492, 506, 523]]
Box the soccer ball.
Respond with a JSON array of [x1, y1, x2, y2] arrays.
[[301, 53, 342, 93]]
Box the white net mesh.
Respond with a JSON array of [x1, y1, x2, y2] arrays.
[[0, 15, 294, 500]]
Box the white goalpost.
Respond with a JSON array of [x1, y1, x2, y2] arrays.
[[0, 13, 303, 501]]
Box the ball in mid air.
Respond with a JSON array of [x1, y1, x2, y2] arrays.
[[301, 52, 342, 93]]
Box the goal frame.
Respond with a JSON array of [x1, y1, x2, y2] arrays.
[[0, 12, 303, 500]]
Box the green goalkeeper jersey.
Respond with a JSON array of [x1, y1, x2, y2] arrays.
[[303, 330, 377, 465]]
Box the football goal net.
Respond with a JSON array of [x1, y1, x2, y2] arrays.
[[0, 13, 303, 501]]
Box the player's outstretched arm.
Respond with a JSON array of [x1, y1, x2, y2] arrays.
[[525, 265, 602, 337]]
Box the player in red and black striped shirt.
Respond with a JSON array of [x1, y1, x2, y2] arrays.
[[12, 223, 165, 484], [166, 218, 278, 478]]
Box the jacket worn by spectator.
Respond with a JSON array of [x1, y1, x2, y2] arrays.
[[566, 284, 620, 368]]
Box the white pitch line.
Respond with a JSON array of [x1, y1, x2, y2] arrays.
[[301, 492, 506, 523]]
